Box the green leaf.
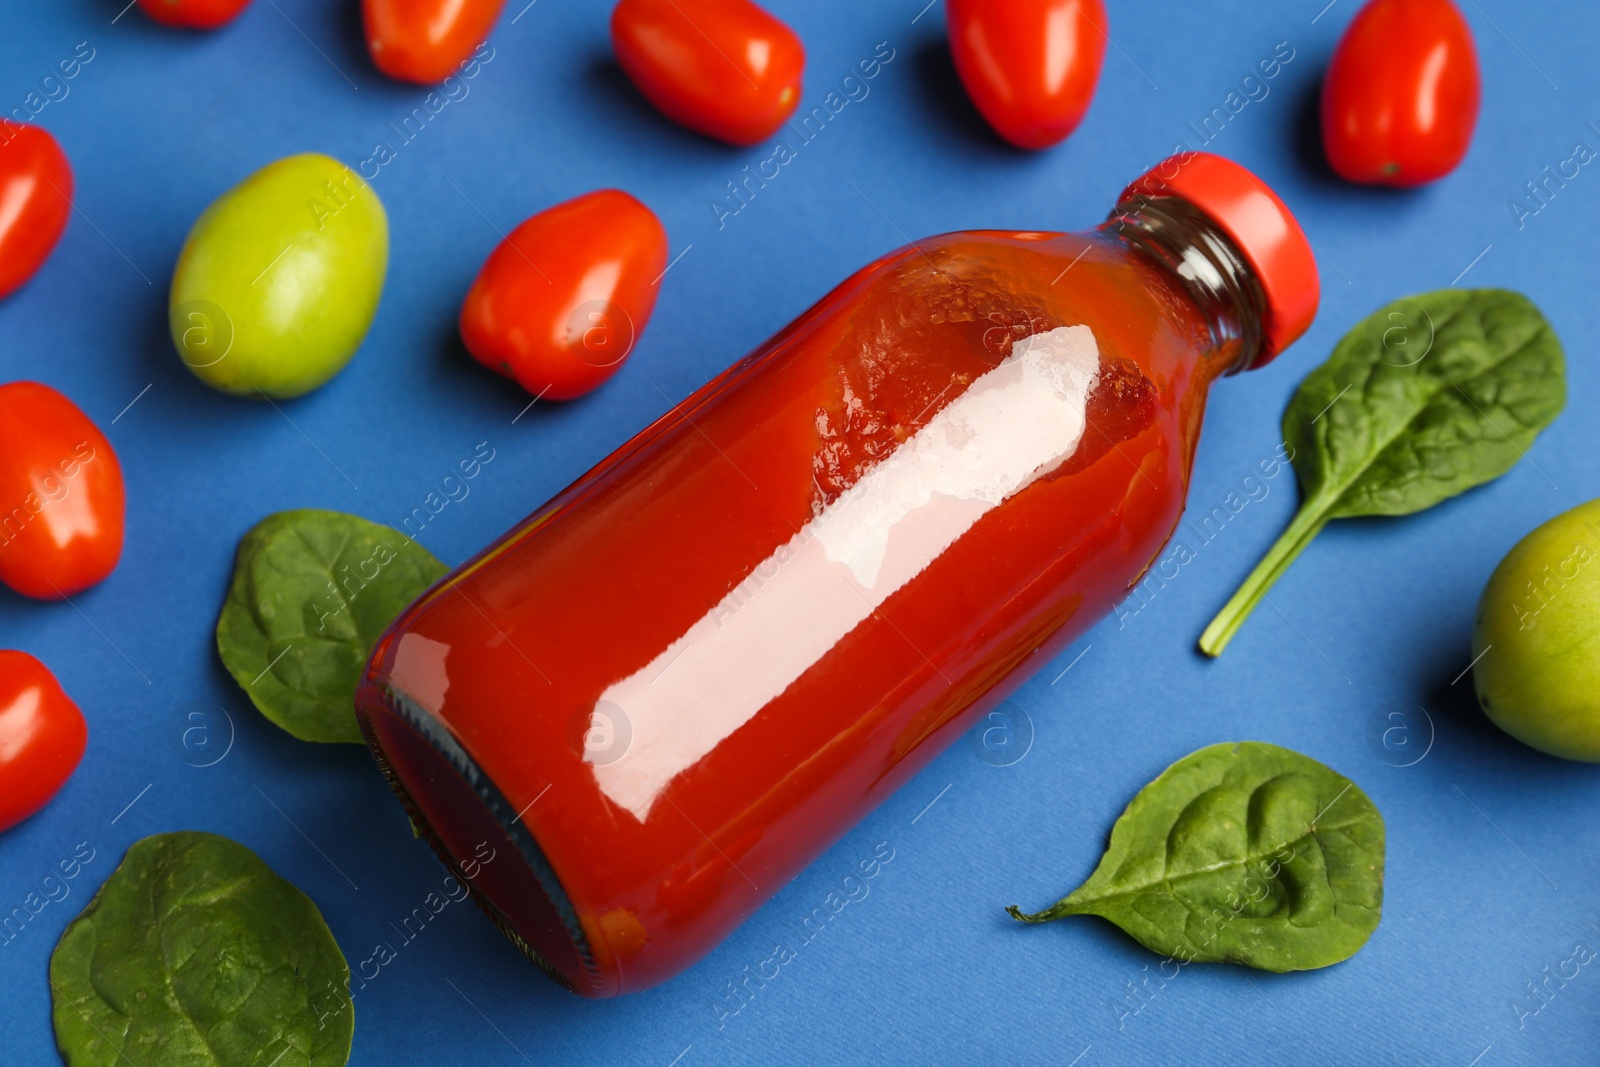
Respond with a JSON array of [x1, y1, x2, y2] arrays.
[[1008, 742, 1384, 972], [51, 832, 353, 1067], [217, 509, 447, 743], [1200, 288, 1565, 655]]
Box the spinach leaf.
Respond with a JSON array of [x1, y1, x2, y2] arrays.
[[51, 832, 353, 1067], [217, 509, 447, 743], [1200, 288, 1564, 655], [1008, 742, 1384, 972]]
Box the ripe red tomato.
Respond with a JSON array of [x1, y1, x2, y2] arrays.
[[611, 0, 805, 146], [363, 0, 506, 83], [0, 383, 125, 600], [1322, 0, 1480, 186], [137, 0, 253, 29], [0, 651, 87, 833], [460, 190, 668, 401], [947, 0, 1109, 150], [0, 122, 72, 301]]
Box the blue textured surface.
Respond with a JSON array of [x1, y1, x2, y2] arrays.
[[2, 1, 1597, 1064]]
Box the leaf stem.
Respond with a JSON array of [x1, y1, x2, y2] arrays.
[[1006, 900, 1085, 923], [1199, 501, 1331, 657]]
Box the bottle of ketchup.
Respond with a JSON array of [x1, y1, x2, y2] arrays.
[[356, 151, 1319, 996]]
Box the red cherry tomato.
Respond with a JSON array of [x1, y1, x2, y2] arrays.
[[363, 0, 506, 83], [1322, 0, 1480, 186], [947, 0, 1109, 150], [0, 651, 87, 833], [611, 0, 805, 146], [0, 122, 72, 301], [136, 0, 253, 29], [460, 190, 668, 401], [0, 383, 125, 600]]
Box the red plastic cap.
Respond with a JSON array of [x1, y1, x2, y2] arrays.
[[1118, 152, 1319, 368]]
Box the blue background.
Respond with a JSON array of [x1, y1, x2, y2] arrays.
[[2, 0, 1597, 1064]]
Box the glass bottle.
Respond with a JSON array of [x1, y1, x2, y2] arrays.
[[355, 151, 1320, 996]]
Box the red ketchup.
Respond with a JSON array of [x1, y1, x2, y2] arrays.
[[356, 152, 1320, 996]]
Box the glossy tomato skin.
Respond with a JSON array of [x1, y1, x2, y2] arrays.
[[947, 0, 1109, 150], [137, 0, 253, 29], [461, 190, 668, 401], [1322, 0, 1480, 186], [611, 0, 805, 146], [0, 651, 87, 833], [363, 0, 506, 83], [0, 383, 125, 600], [0, 122, 72, 301]]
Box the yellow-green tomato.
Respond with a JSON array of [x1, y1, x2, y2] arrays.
[[170, 153, 388, 398], [1473, 498, 1600, 761]]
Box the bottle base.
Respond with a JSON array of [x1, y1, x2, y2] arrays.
[[357, 683, 607, 996]]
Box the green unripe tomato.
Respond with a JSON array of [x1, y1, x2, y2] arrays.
[[170, 153, 388, 398], [1473, 498, 1600, 761]]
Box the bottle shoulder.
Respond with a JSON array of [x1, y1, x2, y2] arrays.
[[835, 229, 1220, 363], [759, 230, 1214, 507]]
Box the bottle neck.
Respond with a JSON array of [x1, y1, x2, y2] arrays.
[[1098, 196, 1268, 378]]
